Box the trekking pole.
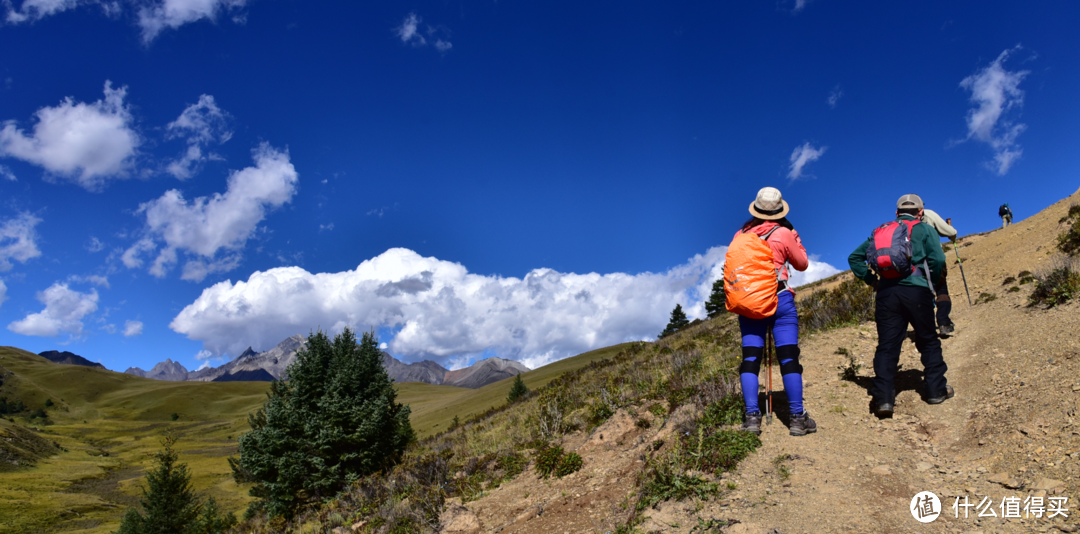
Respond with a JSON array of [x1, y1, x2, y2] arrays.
[[953, 243, 973, 306], [765, 329, 773, 425]]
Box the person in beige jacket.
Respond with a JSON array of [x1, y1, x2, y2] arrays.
[[921, 208, 957, 334]]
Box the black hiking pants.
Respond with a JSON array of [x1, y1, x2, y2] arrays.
[[872, 284, 949, 406], [935, 264, 952, 328]]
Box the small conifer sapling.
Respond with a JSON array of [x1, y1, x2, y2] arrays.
[[507, 373, 529, 404], [659, 303, 691, 338]]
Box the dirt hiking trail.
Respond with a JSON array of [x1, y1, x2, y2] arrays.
[[437, 187, 1080, 534]]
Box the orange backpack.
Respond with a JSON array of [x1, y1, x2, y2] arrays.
[[724, 227, 782, 319]]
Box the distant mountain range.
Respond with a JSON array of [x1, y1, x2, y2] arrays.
[[122, 334, 529, 389], [38, 350, 105, 370]]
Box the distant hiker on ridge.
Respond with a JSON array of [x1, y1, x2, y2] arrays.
[[724, 187, 816, 437], [921, 207, 957, 335], [848, 194, 953, 418], [1000, 202, 1013, 228]]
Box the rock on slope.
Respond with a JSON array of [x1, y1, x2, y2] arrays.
[[444, 186, 1080, 533], [38, 350, 105, 370]]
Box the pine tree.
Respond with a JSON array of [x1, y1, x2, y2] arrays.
[[704, 279, 728, 318], [507, 373, 529, 404], [116, 435, 236, 534], [658, 303, 691, 338], [231, 328, 414, 519]]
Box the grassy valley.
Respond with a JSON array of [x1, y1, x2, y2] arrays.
[[0, 342, 634, 533]]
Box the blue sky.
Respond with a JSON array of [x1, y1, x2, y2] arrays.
[[1, 1, 1077, 373]]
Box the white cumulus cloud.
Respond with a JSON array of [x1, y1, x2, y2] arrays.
[[0, 81, 139, 190], [787, 142, 826, 180], [0, 212, 43, 271], [395, 12, 425, 46], [123, 319, 143, 337], [138, 0, 248, 43], [122, 143, 298, 282], [0, 278, 7, 309], [0, 164, 16, 181], [7, 282, 98, 338], [170, 247, 841, 368], [164, 94, 231, 179], [958, 46, 1030, 175], [5, 0, 83, 23]]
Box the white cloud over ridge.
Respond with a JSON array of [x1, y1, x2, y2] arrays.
[[7, 282, 98, 338], [787, 142, 826, 180], [958, 46, 1030, 175], [165, 94, 231, 179], [0, 81, 139, 190], [0, 212, 43, 271], [171, 247, 840, 368], [122, 143, 298, 282]]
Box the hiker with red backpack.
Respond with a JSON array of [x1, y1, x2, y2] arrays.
[[847, 194, 953, 418], [724, 187, 816, 437]]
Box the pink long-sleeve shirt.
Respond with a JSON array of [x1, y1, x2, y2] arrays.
[[732, 222, 809, 291]]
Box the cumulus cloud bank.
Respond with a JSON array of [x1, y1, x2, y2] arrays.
[[165, 94, 232, 179], [0, 81, 139, 190], [122, 143, 298, 282], [0, 212, 43, 271], [7, 282, 98, 338], [171, 247, 840, 369], [5, 0, 84, 23], [787, 142, 826, 180], [958, 46, 1030, 175]]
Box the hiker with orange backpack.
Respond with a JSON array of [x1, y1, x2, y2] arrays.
[[847, 194, 953, 418], [724, 187, 816, 437]]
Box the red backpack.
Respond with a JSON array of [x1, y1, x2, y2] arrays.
[[866, 220, 919, 279]]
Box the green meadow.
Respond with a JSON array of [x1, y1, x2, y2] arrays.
[[0, 343, 631, 533]]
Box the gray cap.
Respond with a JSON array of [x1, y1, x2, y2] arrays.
[[897, 194, 924, 210]]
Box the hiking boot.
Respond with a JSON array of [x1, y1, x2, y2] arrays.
[[875, 402, 894, 418], [789, 412, 817, 436], [927, 385, 955, 404], [939, 323, 955, 335], [742, 412, 762, 435]]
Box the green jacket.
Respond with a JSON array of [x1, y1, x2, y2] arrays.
[[848, 214, 946, 291]]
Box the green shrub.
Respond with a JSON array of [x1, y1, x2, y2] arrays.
[[838, 354, 862, 381], [170, 412, 179, 421], [1028, 257, 1080, 308], [975, 292, 997, 304], [1007, 286, 1021, 293], [1018, 270, 1033, 278], [43, 398, 54, 408], [1002, 276, 1017, 285], [1019, 275, 1036, 285], [649, 403, 667, 419], [799, 278, 875, 333], [697, 396, 744, 428], [534, 445, 582, 479], [1057, 204, 1080, 256], [834, 347, 850, 356]]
